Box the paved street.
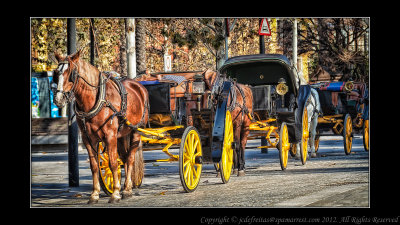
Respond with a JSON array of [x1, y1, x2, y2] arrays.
[[31, 134, 369, 207]]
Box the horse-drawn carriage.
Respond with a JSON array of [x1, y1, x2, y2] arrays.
[[310, 81, 369, 154], [51, 50, 316, 203], [51, 50, 238, 203], [218, 54, 313, 170], [97, 70, 237, 194]]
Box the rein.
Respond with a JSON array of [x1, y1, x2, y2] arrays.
[[55, 58, 104, 104]]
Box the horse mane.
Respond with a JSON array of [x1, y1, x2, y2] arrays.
[[75, 58, 101, 89]]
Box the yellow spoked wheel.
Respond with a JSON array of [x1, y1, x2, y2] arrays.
[[343, 114, 353, 155], [278, 122, 290, 170], [363, 119, 369, 152], [98, 142, 123, 196], [219, 110, 234, 183], [179, 126, 202, 193], [132, 147, 144, 188], [300, 108, 309, 165]]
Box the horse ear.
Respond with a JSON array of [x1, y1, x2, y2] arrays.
[[54, 51, 63, 62], [70, 49, 82, 62]]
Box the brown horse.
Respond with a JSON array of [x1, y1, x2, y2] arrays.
[[229, 83, 253, 176], [206, 71, 253, 176], [53, 50, 149, 203]]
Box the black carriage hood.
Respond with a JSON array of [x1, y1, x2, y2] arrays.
[[219, 54, 299, 96]]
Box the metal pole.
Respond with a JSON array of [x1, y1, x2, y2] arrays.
[[67, 18, 79, 187], [225, 18, 229, 60], [293, 18, 298, 70], [260, 18, 267, 153], [259, 19, 265, 54]]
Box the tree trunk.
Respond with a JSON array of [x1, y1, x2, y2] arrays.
[[136, 19, 147, 76], [126, 18, 136, 79]]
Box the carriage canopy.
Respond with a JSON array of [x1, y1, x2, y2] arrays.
[[219, 54, 299, 96]]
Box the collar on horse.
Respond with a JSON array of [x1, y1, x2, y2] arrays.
[[74, 72, 107, 120]]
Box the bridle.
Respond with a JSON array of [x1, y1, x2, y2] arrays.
[[52, 56, 103, 105]]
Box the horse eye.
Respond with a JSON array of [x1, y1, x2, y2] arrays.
[[51, 82, 57, 89]]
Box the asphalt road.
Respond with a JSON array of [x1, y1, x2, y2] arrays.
[[31, 134, 369, 207]]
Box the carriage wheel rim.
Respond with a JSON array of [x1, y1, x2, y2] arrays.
[[98, 142, 122, 195], [221, 110, 233, 182], [302, 108, 309, 162], [364, 120, 369, 151], [280, 123, 290, 169], [182, 130, 202, 191], [345, 115, 353, 154]]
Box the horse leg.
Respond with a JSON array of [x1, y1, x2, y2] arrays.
[[82, 136, 101, 204], [238, 119, 250, 176], [309, 114, 318, 158], [295, 142, 301, 160], [122, 132, 141, 199], [105, 133, 122, 203], [232, 124, 241, 175]]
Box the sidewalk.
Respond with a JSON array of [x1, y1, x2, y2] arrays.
[[31, 147, 93, 206], [31, 134, 85, 153], [31, 135, 368, 207]]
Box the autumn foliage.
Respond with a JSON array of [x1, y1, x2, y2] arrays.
[[31, 18, 369, 83]]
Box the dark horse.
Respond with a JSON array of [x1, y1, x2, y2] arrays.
[[206, 72, 253, 176], [53, 50, 149, 203], [230, 82, 253, 176]]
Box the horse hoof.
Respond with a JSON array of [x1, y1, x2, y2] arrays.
[[311, 153, 317, 158], [87, 198, 98, 204], [216, 172, 221, 178], [122, 191, 133, 200], [238, 170, 245, 177], [108, 196, 121, 204], [233, 169, 238, 175]]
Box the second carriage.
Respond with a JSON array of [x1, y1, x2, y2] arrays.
[[310, 80, 369, 154], [97, 70, 235, 194], [219, 54, 313, 170]]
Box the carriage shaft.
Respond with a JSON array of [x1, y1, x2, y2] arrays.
[[139, 126, 183, 163], [249, 122, 279, 148]]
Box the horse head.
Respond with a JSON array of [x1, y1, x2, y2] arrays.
[[52, 49, 82, 107]]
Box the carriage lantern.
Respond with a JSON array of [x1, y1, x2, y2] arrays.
[[193, 74, 205, 111], [276, 78, 289, 108], [276, 78, 289, 96]]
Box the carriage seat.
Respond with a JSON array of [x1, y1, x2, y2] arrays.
[[137, 70, 217, 98]]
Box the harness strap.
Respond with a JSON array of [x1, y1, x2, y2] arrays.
[[76, 71, 149, 154], [74, 72, 107, 120]]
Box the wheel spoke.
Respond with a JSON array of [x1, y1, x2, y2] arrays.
[[193, 151, 201, 159], [183, 152, 191, 161], [190, 133, 196, 155], [183, 158, 190, 168], [189, 165, 195, 186], [194, 139, 199, 152], [184, 162, 191, 180]]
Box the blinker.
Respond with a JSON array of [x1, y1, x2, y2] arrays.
[[50, 82, 58, 93]]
